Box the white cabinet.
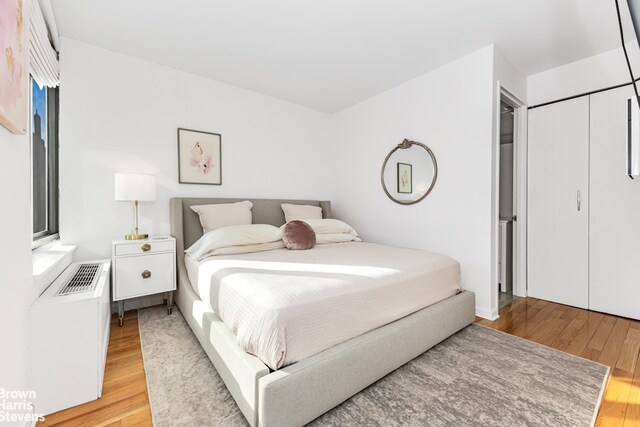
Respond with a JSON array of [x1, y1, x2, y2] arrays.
[[528, 97, 590, 309], [589, 85, 640, 320], [112, 237, 176, 325]]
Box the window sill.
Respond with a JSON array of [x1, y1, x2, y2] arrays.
[[32, 240, 77, 296], [32, 233, 60, 250]]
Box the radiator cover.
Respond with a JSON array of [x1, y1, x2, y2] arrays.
[[29, 260, 111, 416]]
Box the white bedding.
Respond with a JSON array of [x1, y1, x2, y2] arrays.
[[185, 242, 460, 370]]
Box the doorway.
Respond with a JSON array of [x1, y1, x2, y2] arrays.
[[498, 101, 516, 308], [493, 87, 527, 316]]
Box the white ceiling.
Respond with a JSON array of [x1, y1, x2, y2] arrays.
[[51, 0, 635, 112]]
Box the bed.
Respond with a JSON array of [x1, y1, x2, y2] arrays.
[[170, 197, 475, 427]]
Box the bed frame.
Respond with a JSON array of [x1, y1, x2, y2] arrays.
[[170, 197, 475, 427]]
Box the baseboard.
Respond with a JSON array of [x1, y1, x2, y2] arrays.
[[475, 306, 499, 321]]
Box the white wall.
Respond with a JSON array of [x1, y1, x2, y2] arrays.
[[494, 48, 527, 102], [0, 125, 37, 425], [528, 45, 640, 106], [330, 46, 496, 317], [58, 38, 332, 262]]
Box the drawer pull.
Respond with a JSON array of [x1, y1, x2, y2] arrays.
[[141, 243, 151, 252], [141, 270, 152, 279]]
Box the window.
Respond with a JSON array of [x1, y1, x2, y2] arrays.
[[31, 77, 59, 247]]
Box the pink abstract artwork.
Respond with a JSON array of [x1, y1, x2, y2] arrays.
[[0, 0, 28, 135], [178, 128, 222, 185]]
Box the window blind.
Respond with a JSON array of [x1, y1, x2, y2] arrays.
[[29, 0, 59, 88]]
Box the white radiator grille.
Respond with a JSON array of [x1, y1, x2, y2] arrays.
[[56, 263, 102, 296]]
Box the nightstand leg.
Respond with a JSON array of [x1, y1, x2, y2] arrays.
[[118, 301, 124, 327], [167, 291, 173, 315], [163, 292, 168, 306]]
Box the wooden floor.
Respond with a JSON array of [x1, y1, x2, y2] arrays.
[[39, 311, 152, 427], [39, 299, 640, 426]]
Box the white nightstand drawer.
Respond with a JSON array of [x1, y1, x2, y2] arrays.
[[114, 253, 175, 300], [114, 240, 174, 256]]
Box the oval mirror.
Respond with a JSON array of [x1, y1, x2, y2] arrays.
[[381, 139, 438, 205]]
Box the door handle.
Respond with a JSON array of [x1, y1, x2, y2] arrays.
[[141, 243, 151, 252], [577, 190, 581, 211], [142, 270, 151, 279]]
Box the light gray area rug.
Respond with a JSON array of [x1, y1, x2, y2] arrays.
[[138, 306, 609, 427]]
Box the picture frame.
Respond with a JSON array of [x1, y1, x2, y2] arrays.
[[397, 162, 412, 194], [0, 0, 29, 135], [177, 128, 222, 185]]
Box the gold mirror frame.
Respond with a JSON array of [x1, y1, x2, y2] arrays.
[[380, 139, 438, 205]]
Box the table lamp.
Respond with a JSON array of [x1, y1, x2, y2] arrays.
[[114, 172, 156, 240]]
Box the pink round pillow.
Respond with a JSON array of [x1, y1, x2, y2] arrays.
[[282, 220, 316, 250]]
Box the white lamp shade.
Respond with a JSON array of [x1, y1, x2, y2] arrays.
[[114, 173, 157, 201]]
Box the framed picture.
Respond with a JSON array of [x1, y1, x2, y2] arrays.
[[0, 0, 29, 135], [397, 162, 412, 194], [177, 128, 222, 185]]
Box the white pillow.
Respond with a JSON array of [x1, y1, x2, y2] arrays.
[[281, 203, 323, 223], [316, 233, 362, 245], [195, 241, 285, 258], [191, 201, 253, 234], [186, 223, 282, 260], [286, 219, 361, 245], [301, 218, 359, 236]]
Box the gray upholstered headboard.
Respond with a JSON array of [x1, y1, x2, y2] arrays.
[[170, 198, 332, 255]]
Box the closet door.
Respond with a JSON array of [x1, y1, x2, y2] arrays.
[[589, 86, 640, 320], [528, 97, 589, 308]]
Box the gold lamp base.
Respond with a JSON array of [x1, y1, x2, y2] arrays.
[[125, 233, 149, 240], [124, 200, 149, 240]]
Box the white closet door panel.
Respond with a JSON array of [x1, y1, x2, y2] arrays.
[[528, 97, 589, 308], [590, 86, 640, 320]]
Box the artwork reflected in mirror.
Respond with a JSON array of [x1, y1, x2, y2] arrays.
[[381, 139, 437, 205], [397, 163, 412, 194]]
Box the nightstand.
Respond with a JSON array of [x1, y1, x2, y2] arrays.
[[112, 236, 176, 326]]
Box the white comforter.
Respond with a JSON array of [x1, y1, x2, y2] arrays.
[[185, 242, 460, 370]]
